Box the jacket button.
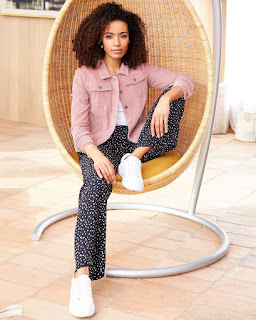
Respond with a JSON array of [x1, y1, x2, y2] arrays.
[[133, 78, 136, 82], [98, 86, 102, 89], [119, 90, 123, 93], [124, 105, 128, 109], [128, 118, 132, 122]]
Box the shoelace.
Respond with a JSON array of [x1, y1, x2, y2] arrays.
[[73, 278, 92, 302], [126, 157, 142, 178]]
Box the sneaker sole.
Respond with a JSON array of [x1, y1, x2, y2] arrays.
[[118, 164, 124, 178], [69, 304, 95, 318], [122, 179, 144, 192]]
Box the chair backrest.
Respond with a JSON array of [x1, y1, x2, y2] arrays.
[[43, 0, 213, 193]]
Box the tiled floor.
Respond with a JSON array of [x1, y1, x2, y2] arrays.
[[0, 119, 255, 320]]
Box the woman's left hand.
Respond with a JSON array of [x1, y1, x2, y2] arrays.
[[150, 95, 170, 138]]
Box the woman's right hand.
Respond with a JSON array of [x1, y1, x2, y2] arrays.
[[87, 147, 116, 185]]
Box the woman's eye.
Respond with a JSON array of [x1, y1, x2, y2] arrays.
[[105, 35, 128, 39]]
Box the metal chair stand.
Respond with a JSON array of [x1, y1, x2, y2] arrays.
[[31, 201, 229, 278]]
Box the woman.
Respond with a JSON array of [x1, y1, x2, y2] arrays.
[[69, 1, 196, 317]]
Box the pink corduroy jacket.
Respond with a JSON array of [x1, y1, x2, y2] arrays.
[[70, 59, 196, 153]]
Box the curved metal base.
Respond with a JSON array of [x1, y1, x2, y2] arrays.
[[31, 207, 78, 241], [31, 202, 230, 278]]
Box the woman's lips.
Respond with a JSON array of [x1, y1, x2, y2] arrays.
[[112, 49, 122, 53]]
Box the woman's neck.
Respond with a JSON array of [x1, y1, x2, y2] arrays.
[[103, 56, 121, 75]]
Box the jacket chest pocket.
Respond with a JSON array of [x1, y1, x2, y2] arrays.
[[123, 73, 147, 98], [123, 73, 148, 110], [89, 83, 112, 117]]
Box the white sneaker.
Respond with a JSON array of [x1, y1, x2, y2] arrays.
[[118, 153, 144, 192], [69, 274, 95, 318]]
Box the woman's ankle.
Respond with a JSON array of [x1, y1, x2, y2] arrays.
[[74, 266, 89, 278], [131, 146, 152, 160]]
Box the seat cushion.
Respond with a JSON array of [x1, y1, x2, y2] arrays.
[[72, 150, 181, 180]]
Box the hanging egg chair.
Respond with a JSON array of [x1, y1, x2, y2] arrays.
[[33, 0, 229, 279]]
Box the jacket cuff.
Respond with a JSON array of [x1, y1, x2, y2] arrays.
[[76, 135, 95, 153]]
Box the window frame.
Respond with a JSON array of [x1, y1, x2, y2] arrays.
[[0, 0, 62, 18]]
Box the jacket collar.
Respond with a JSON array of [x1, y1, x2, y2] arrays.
[[97, 59, 129, 79]]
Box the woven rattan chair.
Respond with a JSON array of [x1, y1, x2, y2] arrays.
[[32, 0, 229, 278]]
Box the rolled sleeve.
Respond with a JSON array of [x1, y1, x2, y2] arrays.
[[70, 69, 94, 152], [142, 63, 196, 99]]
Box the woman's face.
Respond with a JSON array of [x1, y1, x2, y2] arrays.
[[102, 20, 129, 62]]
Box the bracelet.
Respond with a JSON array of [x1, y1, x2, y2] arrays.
[[86, 144, 97, 159]]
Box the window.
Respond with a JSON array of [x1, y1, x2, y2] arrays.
[[226, 0, 256, 130], [1, 0, 66, 17]]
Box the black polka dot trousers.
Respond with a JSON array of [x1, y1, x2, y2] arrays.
[[74, 86, 185, 280]]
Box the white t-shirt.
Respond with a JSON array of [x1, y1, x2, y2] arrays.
[[116, 99, 128, 126]]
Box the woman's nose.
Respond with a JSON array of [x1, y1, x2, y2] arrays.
[[114, 37, 121, 46]]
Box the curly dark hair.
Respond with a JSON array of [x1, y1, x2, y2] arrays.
[[72, 2, 148, 69]]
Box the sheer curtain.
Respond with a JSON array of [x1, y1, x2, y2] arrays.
[[226, 0, 256, 132]]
